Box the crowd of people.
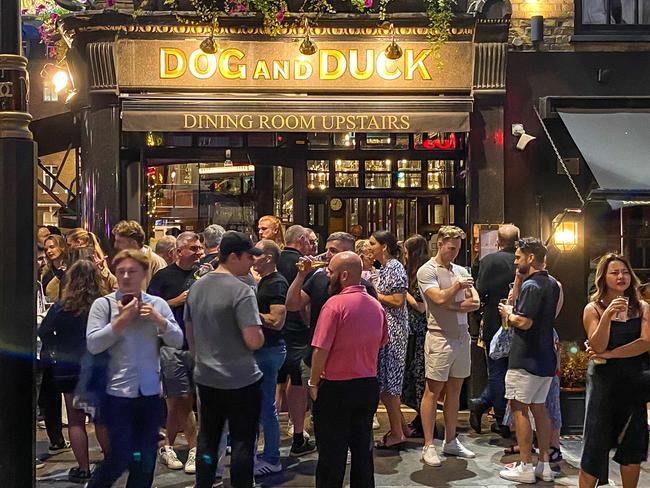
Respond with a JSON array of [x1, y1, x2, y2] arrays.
[[34, 218, 650, 488]]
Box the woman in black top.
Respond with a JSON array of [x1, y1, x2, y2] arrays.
[[581, 253, 650, 488], [39, 259, 109, 483]]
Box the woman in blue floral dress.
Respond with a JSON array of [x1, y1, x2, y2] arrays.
[[370, 230, 410, 448]]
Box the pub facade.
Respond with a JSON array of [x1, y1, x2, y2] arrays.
[[56, 8, 509, 260]]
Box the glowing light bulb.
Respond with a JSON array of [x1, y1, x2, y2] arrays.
[[52, 70, 69, 93]]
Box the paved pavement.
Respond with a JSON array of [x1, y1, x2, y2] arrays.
[[36, 408, 650, 487]]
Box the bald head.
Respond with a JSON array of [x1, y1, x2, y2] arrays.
[[498, 224, 520, 249], [329, 251, 362, 287]]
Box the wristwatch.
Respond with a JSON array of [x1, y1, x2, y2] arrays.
[[307, 379, 319, 388]]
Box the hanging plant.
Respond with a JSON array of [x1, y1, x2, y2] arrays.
[[21, 0, 78, 59], [424, 0, 455, 68]]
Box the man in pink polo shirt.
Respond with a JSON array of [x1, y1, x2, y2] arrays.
[[309, 251, 388, 488]]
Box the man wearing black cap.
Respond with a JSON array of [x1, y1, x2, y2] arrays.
[[185, 231, 266, 488]]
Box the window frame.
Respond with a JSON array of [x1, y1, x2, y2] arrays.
[[574, 0, 650, 40]]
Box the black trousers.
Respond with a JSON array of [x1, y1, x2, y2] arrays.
[[87, 394, 162, 488], [313, 377, 379, 488], [196, 380, 262, 488], [38, 364, 65, 446]]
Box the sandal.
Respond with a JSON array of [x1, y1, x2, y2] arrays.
[[549, 446, 563, 463], [374, 431, 406, 450]]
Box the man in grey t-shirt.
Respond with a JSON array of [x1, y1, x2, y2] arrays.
[[185, 231, 265, 488]]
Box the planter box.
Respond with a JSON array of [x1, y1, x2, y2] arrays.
[[560, 387, 585, 435]]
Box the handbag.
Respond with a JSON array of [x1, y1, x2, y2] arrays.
[[489, 325, 514, 360], [72, 297, 112, 421]]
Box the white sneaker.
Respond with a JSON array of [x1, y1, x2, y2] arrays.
[[159, 445, 184, 470], [442, 438, 475, 459], [535, 461, 558, 482], [372, 414, 380, 430], [421, 444, 441, 467], [254, 457, 282, 476], [184, 447, 196, 474], [499, 462, 536, 484]]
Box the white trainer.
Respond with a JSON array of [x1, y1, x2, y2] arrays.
[[254, 457, 282, 476], [442, 438, 476, 459], [184, 447, 196, 474], [372, 414, 380, 430], [421, 444, 441, 467], [499, 462, 536, 484], [535, 461, 558, 482], [159, 445, 184, 470]]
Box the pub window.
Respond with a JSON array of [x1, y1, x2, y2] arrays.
[[307, 133, 331, 149], [334, 159, 360, 188], [427, 160, 455, 190], [247, 133, 278, 147], [42, 165, 59, 194], [365, 159, 392, 189], [307, 160, 329, 191], [333, 132, 356, 148], [397, 159, 422, 188], [43, 84, 58, 102], [360, 133, 409, 150], [414, 132, 461, 151], [576, 0, 650, 36], [197, 134, 245, 147]]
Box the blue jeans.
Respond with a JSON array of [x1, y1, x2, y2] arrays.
[[254, 344, 287, 464], [479, 354, 508, 423], [87, 394, 162, 488]]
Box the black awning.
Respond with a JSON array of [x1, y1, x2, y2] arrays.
[[120, 94, 473, 133], [558, 109, 650, 208], [30, 112, 79, 156]]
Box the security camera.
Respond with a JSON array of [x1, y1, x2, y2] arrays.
[[516, 133, 536, 151]]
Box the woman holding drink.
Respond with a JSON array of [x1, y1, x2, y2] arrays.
[[580, 253, 650, 488]]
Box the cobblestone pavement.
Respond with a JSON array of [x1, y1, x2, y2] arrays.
[[36, 408, 649, 487]]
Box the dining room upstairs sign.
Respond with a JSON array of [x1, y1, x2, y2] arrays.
[[114, 38, 474, 93]]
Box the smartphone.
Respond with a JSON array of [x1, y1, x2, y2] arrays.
[[121, 294, 135, 306]]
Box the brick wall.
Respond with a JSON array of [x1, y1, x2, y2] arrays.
[[510, 0, 574, 51]]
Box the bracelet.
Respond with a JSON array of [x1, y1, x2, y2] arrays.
[[307, 379, 319, 388]]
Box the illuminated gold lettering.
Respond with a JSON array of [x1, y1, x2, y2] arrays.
[[271, 115, 285, 129], [272, 60, 290, 80], [376, 52, 401, 80], [368, 116, 379, 130], [405, 49, 432, 80], [294, 60, 313, 80], [299, 115, 316, 130], [240, 114, 253, 130], [188, 50, 217, 79], [259, 114, 270, 130], [218, 49, 246, 80], [335, 115, 346, 130], [183, 113, 197, 129], [322, 116, 335, 131], [203, 115, 218, 129], [400, 115, 410, 130], [160, 48, 186, 79], [225, 114, 238, 129], [319, 50, 346, 80], [388, 115, 399, 130], [253, 60, 271, 80], [349, 49, 374, 80], [346, 115, 357, 130], [285, 115, 299, 130], [358, 115, 369, 129]]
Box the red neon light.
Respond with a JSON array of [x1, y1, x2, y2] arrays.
[[493, 129, 504, 146], [146, 167, 156, 177], [422, 133, 457, 150]]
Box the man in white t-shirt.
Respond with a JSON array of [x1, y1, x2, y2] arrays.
[[417, 226, 480, 467]]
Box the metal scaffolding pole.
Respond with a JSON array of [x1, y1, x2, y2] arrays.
[[0, 0, 37, 485]]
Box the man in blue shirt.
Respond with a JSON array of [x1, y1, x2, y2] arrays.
[[497, 238, 560, 484], [86, 249, 183, 488]]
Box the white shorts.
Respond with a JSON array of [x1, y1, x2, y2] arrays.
[[505, 369, 553, 405], [424, 330, 471, 382]]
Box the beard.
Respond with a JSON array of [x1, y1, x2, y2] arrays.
[[328, 275, 343, 296], [517, 263, 530, 275]]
